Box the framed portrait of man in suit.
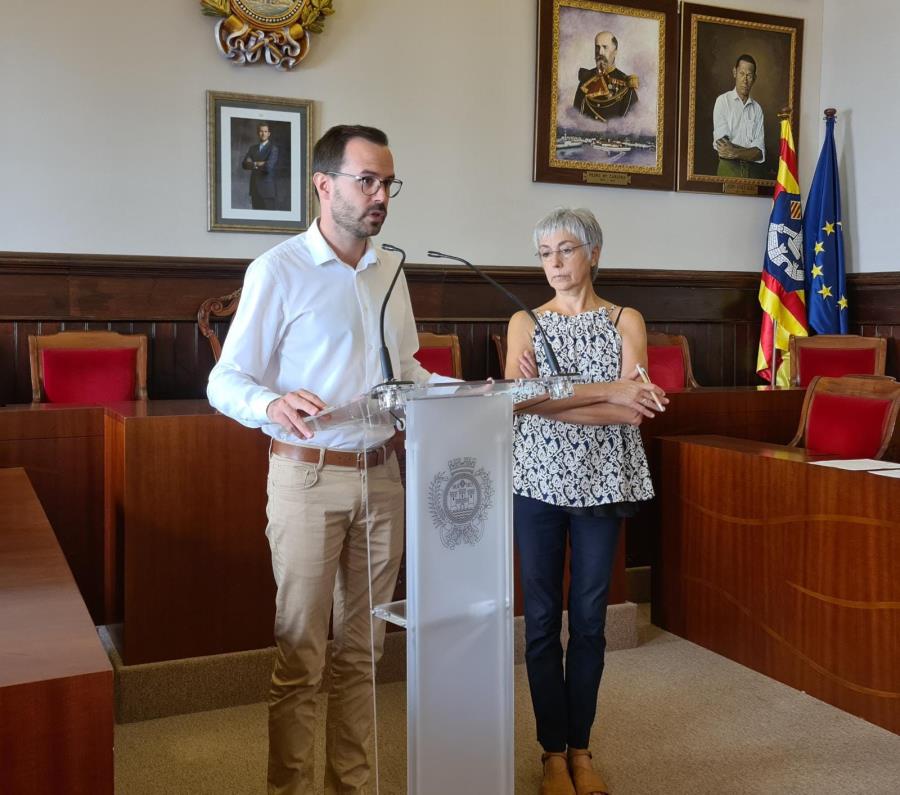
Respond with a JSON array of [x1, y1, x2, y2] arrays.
[[533, 0, 678, 192], [207, 90, 312, 233], [677, 4, 803, 197]]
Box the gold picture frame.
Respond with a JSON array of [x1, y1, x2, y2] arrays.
[[533, 0, 678, 191], [677, 3, 803, 197]]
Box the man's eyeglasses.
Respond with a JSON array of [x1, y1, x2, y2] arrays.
[[535, 243, 589, 262], [326, 171, 403, 198]]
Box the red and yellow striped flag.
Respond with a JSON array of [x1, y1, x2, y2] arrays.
[[757, 117, 808, 384]]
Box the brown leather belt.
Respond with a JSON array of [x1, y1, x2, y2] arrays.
[[271, 435, 399, 469]]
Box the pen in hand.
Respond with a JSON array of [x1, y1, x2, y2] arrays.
[[635, 364, 665, 412]]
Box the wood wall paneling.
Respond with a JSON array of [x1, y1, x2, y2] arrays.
[[6, 253, 897, 402]]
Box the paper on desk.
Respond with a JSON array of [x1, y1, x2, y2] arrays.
[[809, 458, 900, 471], [867, 468, 900, 479]]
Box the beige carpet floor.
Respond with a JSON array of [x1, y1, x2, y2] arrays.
[[115, 619, 900, 794]]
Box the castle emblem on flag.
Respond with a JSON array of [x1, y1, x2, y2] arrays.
[[766, 222, 804, 281], [428, 457, 494, 550]]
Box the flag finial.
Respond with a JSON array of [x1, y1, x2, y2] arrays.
[[823, 108, 837, 119]]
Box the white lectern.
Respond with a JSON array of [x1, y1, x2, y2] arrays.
[[306, 378, 570, 795]]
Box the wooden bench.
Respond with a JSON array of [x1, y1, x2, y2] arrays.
[[0, 467, 113, 794]]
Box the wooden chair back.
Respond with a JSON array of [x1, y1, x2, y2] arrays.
[[646, 332, 700, 390], [789, 334, 887, 387], [491, 333, 508, 376], [415, 332, 463, 379], [197, 287, 243, 363], [29, 331, 148, 403], [788, 375, 900, 459]]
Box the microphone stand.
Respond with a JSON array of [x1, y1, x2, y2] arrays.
[[373, 243, 415, 413], [427, 249, 576, 398]]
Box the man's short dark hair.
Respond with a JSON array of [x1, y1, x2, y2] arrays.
[[257, 121, 270, 131], [734, 54, 757, 71], [312, 125, 389, 175]]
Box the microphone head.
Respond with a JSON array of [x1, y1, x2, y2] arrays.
[[428, 250, 471, 266]]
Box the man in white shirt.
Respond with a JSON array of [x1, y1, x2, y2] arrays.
[[208, 125, 433, 794], [712, 54, 766, 179]]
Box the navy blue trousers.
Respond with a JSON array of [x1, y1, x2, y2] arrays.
[[514, 494, 621, 752]]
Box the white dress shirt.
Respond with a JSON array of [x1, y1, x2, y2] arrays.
[[712, 89, 765, 163], [207, 219, 435, 450]]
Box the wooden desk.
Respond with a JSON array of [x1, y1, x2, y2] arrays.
[[632, 386, 806, 569], [0, 467, 113, 794], [657, 435, 900, 734], [640, 386, 805, 444], [0, 391, 803, 665], [107, 401, 620, 662], [103, 401, 273, 664], [0, 404, 105, 621]]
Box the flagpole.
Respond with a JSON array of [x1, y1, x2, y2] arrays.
[[770, 318, 778, 388]]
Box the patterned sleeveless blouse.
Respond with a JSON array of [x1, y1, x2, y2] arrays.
[[513, 307, 654, 509]]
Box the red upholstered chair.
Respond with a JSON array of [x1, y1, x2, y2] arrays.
[[646, 332, 700, 391], [197, 287, 243, 363], [789, 334, 887, 387], [788, 375, 900, 459], [414, 332, 463, 379], [29, 331, 148, 403]]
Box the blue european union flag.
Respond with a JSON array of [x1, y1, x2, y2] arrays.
[[803, 113, 847, 334]]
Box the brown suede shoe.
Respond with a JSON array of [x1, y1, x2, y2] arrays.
[[541, 751, 576, 795], [567, 748, 609, 795]]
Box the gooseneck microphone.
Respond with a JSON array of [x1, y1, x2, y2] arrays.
[[426, 250, 568, 377], [377, 244, 408, 382]]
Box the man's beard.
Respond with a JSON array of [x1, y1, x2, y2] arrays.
[[332, 189, 387, 239]]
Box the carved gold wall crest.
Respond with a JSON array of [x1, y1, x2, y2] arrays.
[[201, 0, 335, 71]]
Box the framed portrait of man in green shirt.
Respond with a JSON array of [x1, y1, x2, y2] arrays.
[[677, 3, 803, 198]]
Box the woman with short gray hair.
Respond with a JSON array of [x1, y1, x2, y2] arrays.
[[509, 207, 662, 795]]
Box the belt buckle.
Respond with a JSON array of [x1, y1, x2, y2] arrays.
[[355, 450, 364, 469]]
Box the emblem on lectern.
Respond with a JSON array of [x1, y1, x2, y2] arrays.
[[428, 457, 494, 549]]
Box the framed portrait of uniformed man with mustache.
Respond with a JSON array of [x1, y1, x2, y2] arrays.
[[533, 0, 678, 192]]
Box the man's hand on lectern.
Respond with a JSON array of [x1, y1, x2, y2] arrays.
[[266, 389, 327, 439]]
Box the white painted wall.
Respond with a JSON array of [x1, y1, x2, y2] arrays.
[[820, 0, 898, 273], [0, 0, 832, 270]]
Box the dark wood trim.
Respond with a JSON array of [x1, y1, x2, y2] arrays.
[[0, 250, 250, 278]]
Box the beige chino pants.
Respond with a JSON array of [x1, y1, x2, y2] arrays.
[[265, 450, 404, 795]]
